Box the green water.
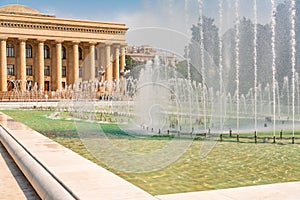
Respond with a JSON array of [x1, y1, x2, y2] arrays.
[[2, 110, 300, 195], [123, 140, 300, 195]]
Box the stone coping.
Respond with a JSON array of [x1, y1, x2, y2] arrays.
[[0, 112, 156, 200], [156, 182, 300, 200]]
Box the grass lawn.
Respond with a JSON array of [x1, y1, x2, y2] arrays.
[[2, 109, 300, 195]]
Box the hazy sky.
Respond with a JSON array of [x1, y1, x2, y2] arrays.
[[0, 0, 285, 55], [1, 0, 285, 30]]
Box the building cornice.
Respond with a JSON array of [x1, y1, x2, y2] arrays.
[[0, 19, 127, 35]]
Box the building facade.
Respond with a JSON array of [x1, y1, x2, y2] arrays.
[[0, 5, 127, 92], [127, 45, 177, 67]]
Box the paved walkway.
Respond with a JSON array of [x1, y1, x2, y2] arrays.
[[0, 112, 156, 200], [0, 142, 40, 200]]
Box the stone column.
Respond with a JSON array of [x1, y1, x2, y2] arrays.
[[100, 45, 105, 69], [113, 45, 120, 81], [120, 46, 126, 75], [54, 42, 62, 91], [119, 46, 126, 97], [98, 45, 105, 82], [72, 42, 79, 84], [19, 39, 26, 91], [0, 39, 7, 92], [105, 44, 112, 82], [37, 41, 45, 91], [105, 44, 113, 93], [89, 44, 95, 80]]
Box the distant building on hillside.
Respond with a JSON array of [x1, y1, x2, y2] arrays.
[[126, 45, 178, 67]]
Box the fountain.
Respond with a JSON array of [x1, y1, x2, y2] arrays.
[[2, 1, 300, 154], [235, 0, 241, 136], [271, 0, 277, 142], [290, 0, 296, 142], [219, 0, 224, 135], [253, 0, 258, 135]]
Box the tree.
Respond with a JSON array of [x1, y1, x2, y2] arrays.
[[125, 55, 144, 71], [186, 16, 220, 88]]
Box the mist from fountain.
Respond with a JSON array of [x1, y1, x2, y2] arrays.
[[219, 0, 224, 134], [253, 0, 258, 134], [283, 77, 290, 118], [297, 74, 300, 120], [271, 0, 277, 139], [290, 0, 296, 138], [198, 0, 207, 132], [235, 0, 240, 135]]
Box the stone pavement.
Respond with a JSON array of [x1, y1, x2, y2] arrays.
[[0, 142, 40, 200], [0, 112, 156, 200], [156, 182, 300, 200]]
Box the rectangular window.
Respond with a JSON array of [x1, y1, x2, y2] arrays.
[[26, 45, 32, 58], [26, 65, 33, 76], [79, 66, 83, 78], [44, 66, 50, 76], [6, 44, 14, 57], [44, 45, 50, 59], [7, 65, 14, 76], [62, 66, 66, 77]]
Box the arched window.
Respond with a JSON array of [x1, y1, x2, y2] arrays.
[[44, 45, 50, 59], [6, 43, 14, 57], [78, 47, 83, 60], [26, 44, 32, 58], [62, 46, 66, 59]]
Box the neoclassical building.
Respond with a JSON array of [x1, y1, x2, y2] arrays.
[[0, 4, 127, 92]]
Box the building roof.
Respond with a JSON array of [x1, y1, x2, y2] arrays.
[[0, 4, 41, 16], [0, 4, 127, 43]]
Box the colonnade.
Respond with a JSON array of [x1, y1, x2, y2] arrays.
[[0, 37, 126, 92]]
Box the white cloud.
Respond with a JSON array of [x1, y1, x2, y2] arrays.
[[116, 0, 287, 33], [111, 0, 287, 55], [115, 1, 194, 35], [115, 0, 198, 55]]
